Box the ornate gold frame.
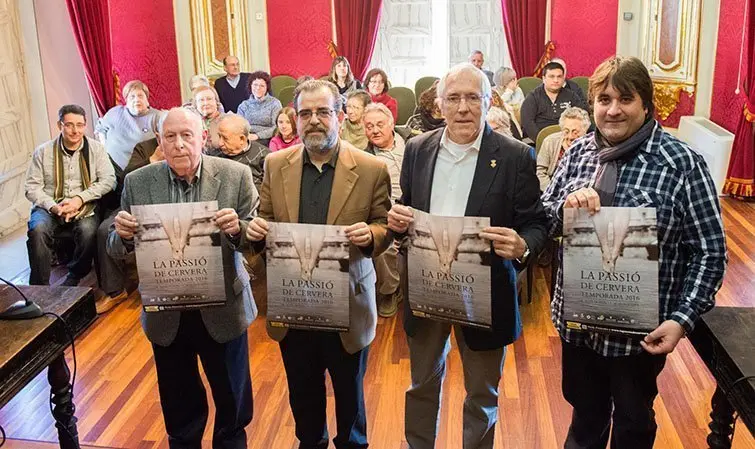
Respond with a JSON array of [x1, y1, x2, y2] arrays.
[[641, 0, 702, 119], [189, 0, 251, 77]]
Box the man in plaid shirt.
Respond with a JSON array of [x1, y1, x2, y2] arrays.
[[541, 56, 727, 449]]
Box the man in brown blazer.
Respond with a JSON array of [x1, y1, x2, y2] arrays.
[[244, 79, 392, 449]]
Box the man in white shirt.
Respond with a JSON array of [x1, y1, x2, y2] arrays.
[[363, 102, 405, 317], [387, 63, 547, 449]]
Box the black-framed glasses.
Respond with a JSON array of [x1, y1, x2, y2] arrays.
[[298, 108, 335, 121]]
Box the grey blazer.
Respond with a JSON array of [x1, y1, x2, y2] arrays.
[[107, 156, 260, 347]]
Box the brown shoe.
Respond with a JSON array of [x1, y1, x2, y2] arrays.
[[96, 291, 128, 314]]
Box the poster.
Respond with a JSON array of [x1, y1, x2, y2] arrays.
[[562, 207, 659, 337], [407, 210, 492, 329], [131, 201, 226, 312], [266, 222, 351, 332]]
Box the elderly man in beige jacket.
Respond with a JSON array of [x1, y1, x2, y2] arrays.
[[536, 106, 591, 191]]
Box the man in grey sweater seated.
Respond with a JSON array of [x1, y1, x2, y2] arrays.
[[212, 114, 270, 189]]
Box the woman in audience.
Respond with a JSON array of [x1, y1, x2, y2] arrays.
[[536, 106, 590, 191], [192, 85, 225, 154], [491, 89, 523, 140], [494, 67, 525, 111], [486, 106, 513, 137], [329, 56, 363, 95], [364, 68, 398, 123], [96, 80, 162, 173], [269, 107, 300, 152], [237, 71, 282, 146], [405, 84, 445, 138], [340, 90, 371, 150]]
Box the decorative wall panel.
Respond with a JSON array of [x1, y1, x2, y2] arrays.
[[448, 0, 508, 71], [190, 0, 250, 78], [0, 0, 34, 236]]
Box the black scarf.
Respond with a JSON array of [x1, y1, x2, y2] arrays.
[[593, 118, 656, 206], [419, 110, 445, 132]]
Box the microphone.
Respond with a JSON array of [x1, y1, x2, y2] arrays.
[[0, 276, 44, 320]]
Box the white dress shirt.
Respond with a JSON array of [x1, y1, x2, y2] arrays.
[[429, 127, 484, 217]]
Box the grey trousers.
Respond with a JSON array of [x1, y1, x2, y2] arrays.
[[373, 242, 400, 295], [405, 319, 506, 449]]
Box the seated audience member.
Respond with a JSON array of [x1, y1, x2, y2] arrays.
[[520, 61, 588, 140], [536, 106, 590, 191], [237, 71, 282, 147], [363, 102, 404, 316], [340, 90, 371, 150], [329, 56, 363, 95], [541, 55, 726, 449], [25, 104, 116, 287], [269, 107, 300, 152], [364, 68, 398, 123], [486, 106, 513, 137], [469, 49, 495, 86], [214, 55, 252, 113], [192, 85, 225, 153], [551, 57, 587, 104], [493, 67, 525, 111], [215, 114, 270, 189], [96, 80, 162, 174], [406, 84, 445, 138], [491, 90, 523, 140], [95, 121, 164, 313]]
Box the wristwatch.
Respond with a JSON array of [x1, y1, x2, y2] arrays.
[[516, 239, 531, 265]]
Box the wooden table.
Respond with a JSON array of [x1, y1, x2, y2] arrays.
[[0, 285, 97, 449], [689, 306, 755, 449]]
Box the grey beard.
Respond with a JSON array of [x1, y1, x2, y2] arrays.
[[302, 132, 337, 153]]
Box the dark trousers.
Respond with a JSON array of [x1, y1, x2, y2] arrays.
[[152, 311, 253, 449], [95, 208, 135, 295], [279, 330, 369, 449], [27, 207, 98, 285], [561, 339, 667, 449]]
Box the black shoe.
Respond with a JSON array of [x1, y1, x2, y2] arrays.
[[61, 275, 81, 287]]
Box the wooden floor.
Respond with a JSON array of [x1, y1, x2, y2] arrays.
[[0, 197, 753, 449]]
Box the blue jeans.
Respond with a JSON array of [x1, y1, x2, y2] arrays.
[[279, 330, 369, 449], [27, 207, 98, 285]]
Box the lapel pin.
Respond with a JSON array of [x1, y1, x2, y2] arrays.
[[490, 159, 497, 168]]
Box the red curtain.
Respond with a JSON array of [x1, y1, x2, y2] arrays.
[[334, 0, 383, 81], [723, 0, 755, 198], [66, 0, 117, 116], [501, 0, 548, 76]]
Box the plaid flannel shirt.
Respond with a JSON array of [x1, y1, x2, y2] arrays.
[[541, 122, 727, 357]]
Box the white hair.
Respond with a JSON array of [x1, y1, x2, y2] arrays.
[[559, 107, 591, 131], [189, 74, 210, 90], [158, 107, 202, 135], [219, 113, 252, 137], [363, 102, 394, 127], [437, 63, 492, 107]]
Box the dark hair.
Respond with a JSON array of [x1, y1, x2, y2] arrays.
[[57, 104, 86, 123], [329, 56, 355, 85], [363, 68, 390, 94], [417, 85, 438, 114], [247, 71, 272, 96], [542, 62, 565, 77], [589, 56, 655, 116], [294, 80, 342, 112], [346, 89, 371, 108]]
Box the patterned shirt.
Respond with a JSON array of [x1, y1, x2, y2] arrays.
[[168, 158, 202, 203], [541, 122, 727, 357]]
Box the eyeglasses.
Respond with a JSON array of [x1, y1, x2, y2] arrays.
[[298, 108, 335, 121], [443, 94, 486, 107], [62, 122, 86, 130]]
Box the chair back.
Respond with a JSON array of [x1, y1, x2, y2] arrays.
[[271, 75, 296, 99], [387, 86, 417, 126], [535, 124, 561, 156], [414, 76, 439, 101], [570, 76, 590, 100], [518, 77, 543, 97], [278, 86, 296, 108]]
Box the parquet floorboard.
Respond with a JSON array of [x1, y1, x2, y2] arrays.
[[0, 198, 753, 448]]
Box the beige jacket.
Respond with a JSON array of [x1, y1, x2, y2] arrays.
[[536, 131, 564, 192]]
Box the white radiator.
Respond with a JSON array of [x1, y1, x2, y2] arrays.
[[677, 116, 735, 195]]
